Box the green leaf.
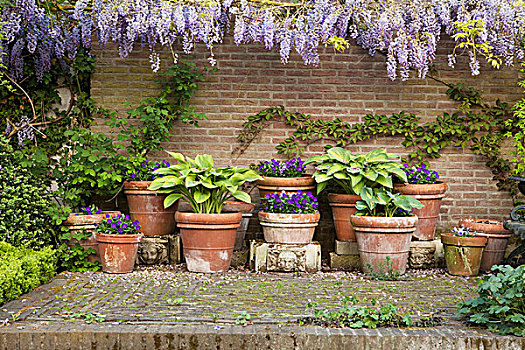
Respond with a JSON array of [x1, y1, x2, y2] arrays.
[[193, 190, 211, 204], [231, 191, 251, 203], [164, 193, 183, 208]]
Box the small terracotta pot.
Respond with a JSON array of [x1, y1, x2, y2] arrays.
[[124, 181, 179, 236], [327, 193, 361, 242], [223, 200, 255, 250], [458, 218, 512, 272], [64, 211, 121, 263], [175, 211, 241, 273], [394, 182, 447, 241], [441, 233, 487, 276], [351, 215, 418, 275], [258, 211, 320, 244], [96, 232, 143, 273], [256, 176, 315, 200]]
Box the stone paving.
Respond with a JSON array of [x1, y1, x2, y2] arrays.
[[1, 266, 524, 349]]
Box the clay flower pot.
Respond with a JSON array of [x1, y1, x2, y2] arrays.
[[351, 215, 418, 275], [96, 232, 143, 273], [175, 211, 242, 273], [459, 218, 512, 272], [223, 200, 255, 250], [64, 211, 121, 263], [256, 176, 315, 199], [124, 181, 179, 236], [258, 211, 321, 244], [394, 182, 447, 241], [441, 233, 487, 276], [327, 193, 361, 242]]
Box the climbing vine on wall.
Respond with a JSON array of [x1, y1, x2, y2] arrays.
[[235, 82, 515, 193]]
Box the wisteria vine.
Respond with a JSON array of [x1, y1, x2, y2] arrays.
[[2, 0, 525, 83]]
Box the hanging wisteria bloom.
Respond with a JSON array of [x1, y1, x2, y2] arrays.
[[2, 0, 525, 81]]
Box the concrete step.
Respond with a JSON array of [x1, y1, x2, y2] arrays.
[[1, 322, 523, 350]]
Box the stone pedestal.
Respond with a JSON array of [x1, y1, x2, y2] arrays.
[[231, 249, 249, 267], [249, 241, 321, 272], [136, 234, 182, 265], [329, 239, 445, 270]]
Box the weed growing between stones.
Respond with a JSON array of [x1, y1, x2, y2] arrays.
[[235, 312, 251, 325], [298, 296, 442, 329], [63, 311, 105, 324], [365, 257, 412, 281]]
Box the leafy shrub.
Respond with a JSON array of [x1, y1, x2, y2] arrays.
[[0, 241, 57, 305], [0, 136, 56, 248], [456, 265, 525, 337]]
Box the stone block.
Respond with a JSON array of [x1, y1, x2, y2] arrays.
[[249, 241, 321, 273], [408, 239, 444, 269], [335, 240, 359, 255], [169, 234, 182, 265], [231, 249, 249, 267], [137, 236, 169, 265], [329, 252, 361, 270]]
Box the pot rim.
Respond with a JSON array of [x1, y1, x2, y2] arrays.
[[458, 218, 511, 234], [350, 215, 418, 228], [393, 181, 447, 196], [95, 232, 143, 243], [258, 211, 321, 224], [440, 233, 488, 247], [65, 211, 122, 225], [327, 193, 361, 204], [175, 211, 242, 225], [256, 175, 315, 187]]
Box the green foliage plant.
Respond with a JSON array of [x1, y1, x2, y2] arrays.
[[506, 62, 525, 178], [299, 296, 427, 328], [0, 242, 57, 306], [456, 265, 525, 337], [305, 147, 407, 201], [148, 152, 261, 213], [355, 190, 423, 217], [365, 257, 410, 281], [56, 229, 101, 272]]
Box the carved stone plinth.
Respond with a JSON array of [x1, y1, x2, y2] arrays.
[[136, 234, 182, 265], [249, 241, 321, 273], [330, 239, 444, 270]]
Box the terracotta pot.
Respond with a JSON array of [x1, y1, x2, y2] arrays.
[[327, 193, 361, 242], [351, 215, 418, 275], [223, 200, 255, 250], [124, 181, 179, 236], [441, 233, 487, 276], [256, 176, 315, 200], [64, 211, 121, 263], [175, 211, 241, 273], [258, 211, 320, 244], [394, 182, 447, 241], [459, 218, 512, 272], [96, 232, 143, 273]]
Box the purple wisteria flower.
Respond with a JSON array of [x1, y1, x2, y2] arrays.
[[258, 158, 305, 178], [403, 163, 439, 185], [96, 214, 141, 235], [126, 159, 170, 181], [263, 191, 318, 214]]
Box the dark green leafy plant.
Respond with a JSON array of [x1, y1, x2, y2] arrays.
[[299, 296, 441, 328], [355, 190, 423, 217], [56, 229, 101, 272], [456, 265, 525, 337]]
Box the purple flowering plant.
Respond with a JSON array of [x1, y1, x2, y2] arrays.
[[125, 158, 170, 181], [94, 214, 141, 235], [452, 227, 477, 238], [257, 158, 305, 177], [403, 163, 439, 185], [263, 191, 318, 214], [75, 205, 103, 216]]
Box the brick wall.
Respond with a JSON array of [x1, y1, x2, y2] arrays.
[[91, 37, 520, 255]]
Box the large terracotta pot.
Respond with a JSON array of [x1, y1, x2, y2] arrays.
[[64, 211, 121, 263], [258, 211, 320, 244], [256, 176, 315, 200], [459, 218, 512, 272], [327, 193, 361, 242], [441, 233, 487, 276], [124, 181, 179, 236], [96, 232, 143, 273], [175, 211, 241, 273], [223, 200, 255, 250], [351, 215, 418, 275], [394, 182, 447, 241]]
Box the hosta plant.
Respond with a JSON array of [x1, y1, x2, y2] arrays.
[[148, 153, 261, 213], [305, 147, 407, 198], [456, 265, 525, 337], [355, 189, 423, 217]]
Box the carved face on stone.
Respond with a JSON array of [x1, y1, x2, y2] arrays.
[[138, 241, 167, 265], [278, 251, 298, 271]]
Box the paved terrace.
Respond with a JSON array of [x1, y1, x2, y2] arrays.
[[1, 266, 523, 349]]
